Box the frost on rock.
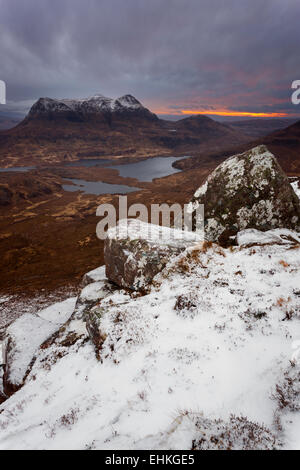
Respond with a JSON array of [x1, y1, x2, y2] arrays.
[[237, 228, 300, 247], [73, 266, 118, 322], [81, 265, 106, 287], [2, 298, 76, 396], [189, 145, 300, 244], [291, 179, 300, 201], [104, 219, 202, 291], [73, 279, 116, 317]]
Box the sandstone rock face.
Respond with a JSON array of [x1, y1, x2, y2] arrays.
[[104, 219, 202, 291], [189, 145, 300, 243]]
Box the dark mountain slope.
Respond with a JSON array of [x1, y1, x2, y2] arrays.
[[0, 94, 251, 167]]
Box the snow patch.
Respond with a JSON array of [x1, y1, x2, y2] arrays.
[[107, 219, 203, 244]]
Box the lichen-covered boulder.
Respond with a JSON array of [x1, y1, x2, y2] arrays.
[[104, 219, 202, 291], [189, 145, 300, 244]]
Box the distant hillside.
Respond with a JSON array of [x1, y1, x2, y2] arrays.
[[176, 119, 300, 176], [0, 94, 251, 167], [0, 115, 22, 130], [230, 118, 299, 138], [259, 120, 300, 174]]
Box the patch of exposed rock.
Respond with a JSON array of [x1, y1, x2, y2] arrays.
[[188, 145, 300, 244]]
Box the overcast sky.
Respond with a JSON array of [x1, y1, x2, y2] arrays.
[[0, 0, 300, 119]]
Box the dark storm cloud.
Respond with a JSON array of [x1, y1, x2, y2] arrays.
[[0, 0, 299, 117]]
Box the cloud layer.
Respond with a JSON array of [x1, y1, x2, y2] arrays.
[[0, 0, 299, 118]]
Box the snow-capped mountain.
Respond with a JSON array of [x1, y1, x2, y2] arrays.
[[28, 94, 158, 121], [0, 92, 253, 167]]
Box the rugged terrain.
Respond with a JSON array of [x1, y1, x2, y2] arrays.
[[1, 98, 300, 337], [0, 160, 213, 339], [0, 165, 211, 293], [0, 147, 299, 450], [0, 227, 299, 449], [176, 118, 300, 176], [0, 94, 251, 167]]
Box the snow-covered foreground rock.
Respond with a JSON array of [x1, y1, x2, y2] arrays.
[[0, 230, 299, 450], [104, 219, 202, 291], [2, 298, 77, 396]]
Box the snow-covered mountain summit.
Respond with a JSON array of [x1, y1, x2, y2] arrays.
[[28, 94, 157, 121]]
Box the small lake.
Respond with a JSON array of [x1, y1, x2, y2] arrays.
[[62, 179, 141, 195], [0, 166, 35, 173], [0, 155, 190, 195], [66, 155, 189, 182]]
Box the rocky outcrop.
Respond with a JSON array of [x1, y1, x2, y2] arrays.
[[104, 219, 202, 291], [2, 298, 76, 397], [1, 221, 300, 448], [188, 145, 300, 244], [1, 268, 118, 398]]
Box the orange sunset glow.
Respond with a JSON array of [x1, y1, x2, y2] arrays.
[[181, 109, 289, 118], [152, 106, 293, 118]]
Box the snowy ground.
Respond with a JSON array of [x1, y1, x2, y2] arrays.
[[0, 230, 299, 450]]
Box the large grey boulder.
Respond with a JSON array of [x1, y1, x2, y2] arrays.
[[189, 145, 300, 244], [104, 219, 202, 291], [188, 145, 300, 244]]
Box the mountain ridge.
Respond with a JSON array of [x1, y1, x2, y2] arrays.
[[0, 94, 252, 167], [27, 94, 158, 122]]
